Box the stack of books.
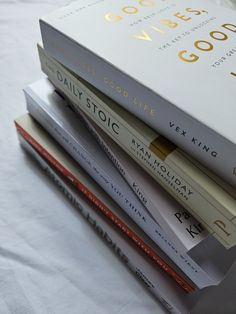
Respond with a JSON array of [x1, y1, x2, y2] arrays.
[[15, 1, 236, 313]]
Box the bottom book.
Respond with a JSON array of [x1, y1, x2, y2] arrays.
[[17, 120, 203, 314], [17, 122, 236, 314]]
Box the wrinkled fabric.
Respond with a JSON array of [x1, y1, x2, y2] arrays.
[[0, 1, 236, 314], [0, 2, 166, 313]]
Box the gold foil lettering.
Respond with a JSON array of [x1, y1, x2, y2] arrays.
[[105, 13, 122, 22], [174, 12, 191, 22], [210, 31, 228, 41], [178, 50, 199, 62], [179, 23, 236, 63], [222, 23, 236, 33], [105, 5, 207, 26], [151, 26, 165, 34], [138, 0, 155, 6], [133, 97, 155, 116], [122, 6, 139, 14], [105, 0, 156, 22], [185, 8, 204, 15], [160, 19, 178, 29], [134, 30, 152, 41], [103, 77, 129, 98], [194, 40, 213, 51]]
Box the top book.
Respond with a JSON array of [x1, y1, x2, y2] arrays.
[[40, 0, 236, 187]]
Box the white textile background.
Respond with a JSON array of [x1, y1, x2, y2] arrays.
[[0, 1, 235, 314]]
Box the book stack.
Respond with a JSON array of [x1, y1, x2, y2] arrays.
[[15, 1, 236, 313]]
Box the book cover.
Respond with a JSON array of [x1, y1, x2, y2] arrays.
[[15, 113, 194, 293], [37, 43, 236, 250], [40, 0, 236, 187], [23, 78, 236, 289]]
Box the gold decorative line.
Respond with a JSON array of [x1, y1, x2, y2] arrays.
[[149, 136, 176, 161]]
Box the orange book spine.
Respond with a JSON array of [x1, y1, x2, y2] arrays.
[[15, 121, 194, 293]]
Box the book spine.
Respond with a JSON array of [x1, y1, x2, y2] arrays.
[[25, 89, 217, 289], [77, 110, 207, 253], [15, 121, 194, 294], [18, 134, 184, 314], [38, 45, 236, 249], [40, 21, 236, 188]]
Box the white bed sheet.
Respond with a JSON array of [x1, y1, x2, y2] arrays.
[[0, 2, 168, 313], [0, 1, 235, 314]]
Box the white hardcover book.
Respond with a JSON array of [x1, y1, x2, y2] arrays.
[[23, 79, 236, 289], [18, 133, 187, 314], [40, 0, 236, 187], [75, 108, 209, 253]]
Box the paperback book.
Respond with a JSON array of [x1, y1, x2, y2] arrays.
[[40, 0, 236, 187], [17, 133, 188, 314], [15, 113, 194, 293], [17, 123, 236, 314], [38, 43, 236, 249], [23, 78, 236, 289]]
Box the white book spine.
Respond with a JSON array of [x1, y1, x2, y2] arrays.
[[19, 133, 188, 314], [40, 18, 236, 187], [24, 86, 217, 289]]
